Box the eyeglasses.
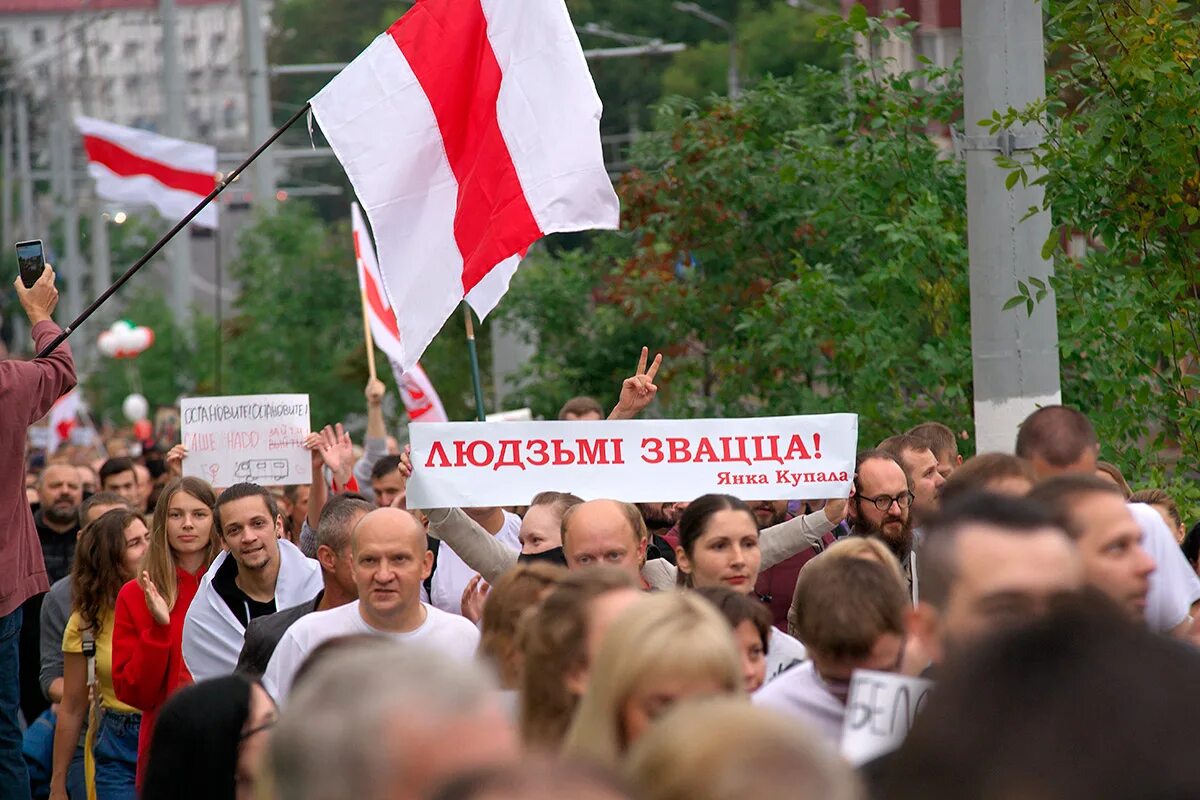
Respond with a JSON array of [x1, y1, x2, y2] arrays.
[[858, 491, 914, 512]]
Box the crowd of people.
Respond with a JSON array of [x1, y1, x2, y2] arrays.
[[4, 268, 1200, 800]]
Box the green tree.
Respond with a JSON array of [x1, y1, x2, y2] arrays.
[[502, 13, 973, 447], [987, 0, 1200, 500]]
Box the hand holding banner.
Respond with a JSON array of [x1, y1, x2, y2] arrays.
[[406, 414, 858, 508]]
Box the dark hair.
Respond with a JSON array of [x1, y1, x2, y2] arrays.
[[316, 495, 373, 553], [78, 491, 133, 529], [919, 492, 1063, 608], [693, 585, 772, 655], [1027, 475, 1125, 541], [530, 491, 584, 517], [99, 456, 136, 484], [906, 422, 958, 460], [370, 455, 404, 481], [853, 448, 910, 497], [72, 509, 143, 634], [877, 434, 933, 468], [677, 494, 755, 559], [1014, 405, 1098, 466], [214, 482, 279, 537], [940, 453, 1036, 506], [879, 597, 1200, 800], [1181, 522, 1200, 569], [557, 396, 604, 420], [142, 675, 255, 800]]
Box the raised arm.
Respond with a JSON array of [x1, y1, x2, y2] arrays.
[[759, 499, 847, 570], [608, 346, 662, 420], [424, 507, 518, 583]]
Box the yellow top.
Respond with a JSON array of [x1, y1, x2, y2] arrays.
[[62, 609, 139, 715]]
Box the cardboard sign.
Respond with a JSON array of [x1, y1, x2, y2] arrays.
[[840, 669, 934, 765], [180, 394, 311, 487], [407, 414, 857, 507]]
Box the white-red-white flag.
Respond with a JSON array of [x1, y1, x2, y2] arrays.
[[75, 116, 219, 229], [311, 0, 619, 372], [353, 203, 449, 424], [46, 389, 81, 453]]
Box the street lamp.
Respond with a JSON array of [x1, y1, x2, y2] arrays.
[[672, 1, 740, 98]]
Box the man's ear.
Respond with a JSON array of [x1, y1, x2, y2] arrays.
[[907, 602, 943, 668], [421, 548, 434, 580], [274, 514, 285, 540], [316, 544, 337, 573]]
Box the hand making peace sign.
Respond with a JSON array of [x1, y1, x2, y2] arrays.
[[609, 346, 663, 420]]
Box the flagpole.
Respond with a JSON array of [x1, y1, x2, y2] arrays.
[[462, 303, 487, 422], [36, 102, 314, 359], [360, 291, 378, 383]]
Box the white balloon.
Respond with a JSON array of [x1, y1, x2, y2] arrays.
[[98, 331, 119, 357], [122, 393, 149, 422]]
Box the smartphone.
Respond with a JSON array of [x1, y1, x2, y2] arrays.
[[16, 239, 45, 289]]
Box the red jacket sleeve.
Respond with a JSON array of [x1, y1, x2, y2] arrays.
[[0, 320, 77, 427], [112, 581, 173, 713]]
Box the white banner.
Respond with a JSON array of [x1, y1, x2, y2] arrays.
[[840, 669, 934, 766], [181, 394, 312, 487], [407, 414, 857, 507]]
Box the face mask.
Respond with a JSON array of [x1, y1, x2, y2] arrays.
[[518, 546, 567, 567]]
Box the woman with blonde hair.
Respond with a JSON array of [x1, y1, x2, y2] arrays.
[[111, 477, 220, 789], [562, 591, 744, 769], [625, 698, 862, 800], [518, 567, 641, 751]]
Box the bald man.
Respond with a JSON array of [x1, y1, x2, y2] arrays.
[[262, 508, 480, 703]]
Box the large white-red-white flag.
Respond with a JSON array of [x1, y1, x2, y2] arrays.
[[75, 116, 219, 229], [311, 0, 620, 372], [353, 203, 449, 423]]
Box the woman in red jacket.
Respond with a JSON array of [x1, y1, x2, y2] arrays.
[[112, 476, 219, 788]]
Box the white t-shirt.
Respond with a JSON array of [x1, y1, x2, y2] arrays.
[[431, 511, 521, 615], [1131, 502, 1200, 632], [752, 660, 845, 745], [262, 600, 480, 703], [765, 628, 807, 683]]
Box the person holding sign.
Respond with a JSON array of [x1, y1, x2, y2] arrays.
[[753, 553, 909, 744], [182, 484, 322, 682], [672, 494, 809, 683]]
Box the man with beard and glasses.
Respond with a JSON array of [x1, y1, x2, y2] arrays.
[[183, 483, 323, 681], [846, 450, 918, 598], [19, 464, 84, 724], [753, 500, 838, 631]]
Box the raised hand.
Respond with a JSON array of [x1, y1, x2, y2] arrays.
[[824, 495, 849, 526], [304, 432, 325, 471], [139, 570, 170, 626], [609, 346, 663, 420], [166, 444, 188, 478], [460, 573, 490, 623], [365, 378, 386, 406], [319, 423, 354, 486]]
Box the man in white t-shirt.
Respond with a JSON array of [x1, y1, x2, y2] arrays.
[[263, 507, 480, 703]]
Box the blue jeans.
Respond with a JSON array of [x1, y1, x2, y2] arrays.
[[0, 608, 30, 800], [91, 709, 139, 800]]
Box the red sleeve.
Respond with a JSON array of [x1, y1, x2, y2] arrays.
[[0, 321, 77, 426], [340, 476, 359, 493], [111, 581, 172, 713]]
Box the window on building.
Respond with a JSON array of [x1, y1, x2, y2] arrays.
[[31, 27, 44, 46], [210, 31, 225, 53], [125, 74, 140, 91], [183, 35, 197, 55], [123, 40, 141, 58], [98, 42, 110, 59]]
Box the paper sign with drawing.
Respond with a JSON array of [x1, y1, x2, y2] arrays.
[[180, 394, 311, 487]]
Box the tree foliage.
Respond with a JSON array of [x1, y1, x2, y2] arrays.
[[503, 14, 972, 448], [987, 0, 1200, 494]]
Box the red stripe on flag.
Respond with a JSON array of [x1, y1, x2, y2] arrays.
[[354, 229, 403, 341], [390, 0, 542, 294], [82, 135, 216, 197]]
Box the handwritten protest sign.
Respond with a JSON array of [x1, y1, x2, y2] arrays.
[[180, 394, 311, 487], [407, 414, 857, 508], [841, 669, 934, 765]]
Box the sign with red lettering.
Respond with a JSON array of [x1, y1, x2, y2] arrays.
[[406, 414, 857, 507], [180, 394, 312, 488]]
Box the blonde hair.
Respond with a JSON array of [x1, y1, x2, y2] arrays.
[[625, 698, 863, 800], [147, 477, 220, 609], [479, 563, 568, 689], [787, 537, 906, 638], [561, 591, 743, 769], [518, 566, 640, 751]]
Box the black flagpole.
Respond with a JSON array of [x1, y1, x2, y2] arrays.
[[37, 102, 313, 359]]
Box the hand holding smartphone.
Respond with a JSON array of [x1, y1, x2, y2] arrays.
[[16, 239, 45, 289]]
